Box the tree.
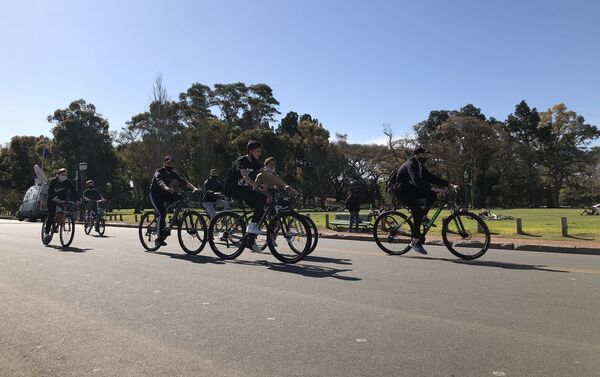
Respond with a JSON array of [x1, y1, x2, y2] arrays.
[[537, 104, 600, 206], [48, 99, 118, 189]]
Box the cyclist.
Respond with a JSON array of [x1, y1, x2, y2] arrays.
[[150, 155, 200, 246], [389, 147, 456, 255], [83, 180, 105, 231], [225, 140, 266, 252], [202, 169, 230, 219], [43, 168, 80, 243], [255, 157, 297, 203]]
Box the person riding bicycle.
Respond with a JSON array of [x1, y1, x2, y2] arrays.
[[43, 168, 80, 243], [150, 155, 200, 247], [255, 157, 298, 204], [202, 169, 230, 219], [389, 147, 457, 255], [83, 180, 105, 231], [225, 140, 266, 252]]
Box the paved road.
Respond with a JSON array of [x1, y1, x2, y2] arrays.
[[1, 219, 599, 377]]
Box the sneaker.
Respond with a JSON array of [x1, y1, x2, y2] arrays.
[[43, 233, 52, 243], [411, 241, 428, 255], [250, 242, 261, 253], [247, 223, 265, 235], [155, 239, 168, 247]]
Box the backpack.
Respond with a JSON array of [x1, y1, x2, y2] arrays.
[[223, 164, 238, 196], [385, 167, 401, 194]]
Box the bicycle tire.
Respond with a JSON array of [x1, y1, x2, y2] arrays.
[[139, 211, 160, 252], [442, 211, 490, 260], [267, 211, 312, 263], [59, 215, 75, 247], [372, 211, 413, 255], [41, 219, 51, 245], [304, 215, 319, 255], [84, 216, 93, 235], [208, 211, 246, 259], [97, 217, 106, 236], [177, 210, 208, 255]]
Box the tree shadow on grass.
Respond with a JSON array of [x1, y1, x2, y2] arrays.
[[406, 255, 568, 273], [566, 235, 595, 241], [519, 232, 543, 237]]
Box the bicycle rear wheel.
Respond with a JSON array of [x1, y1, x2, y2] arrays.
[[178, 210, 208, 255], [59, 216, 75, 247], [442, 212, 490, 260], [139, 211, 160, 252], [208, 211, 246, 259], [373, 211, 412, 255], [267, 211, 312, 263]]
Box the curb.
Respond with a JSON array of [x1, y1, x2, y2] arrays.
[[2, 217, 600, 256]]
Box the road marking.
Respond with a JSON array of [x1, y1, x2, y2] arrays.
[[492, 372, 506, 376], [154, 290, 161, 293], [356, 339, 366, 343], [267, 317, 275, 320], [202, 302, 210, 305]]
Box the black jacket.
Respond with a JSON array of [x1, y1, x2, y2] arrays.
[[345, 195, 361, 212], [202, 176, 225, 202], [47, 177, 79, 203], [150, 167, 190, 194], [391, 157, 448, 193], [83, 188, 103, 202]]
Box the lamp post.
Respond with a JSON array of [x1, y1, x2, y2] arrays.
[[78, 162, 88, 220]]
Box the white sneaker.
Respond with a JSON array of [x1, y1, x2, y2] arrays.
[[247, 223, 265, 235]]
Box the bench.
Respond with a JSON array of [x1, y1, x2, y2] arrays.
[[330, 212, 373, 231]]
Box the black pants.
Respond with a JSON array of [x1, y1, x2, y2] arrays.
[[45, 202, 56, 233], [150, 192, 182, 239], [232, 186, 266, 223], [395, 188, 437, 240]]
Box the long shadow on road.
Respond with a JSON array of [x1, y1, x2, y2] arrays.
[[154, 251, 361, 280], [302, 255, 353, 265], [407, 256, 569, 273], [45, 245, 92, 253]]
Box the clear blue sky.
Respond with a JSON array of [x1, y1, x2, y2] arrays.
[[1, 0, 599, 145]]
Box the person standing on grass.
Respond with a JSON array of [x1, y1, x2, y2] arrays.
[[345, 191, 361, 233]]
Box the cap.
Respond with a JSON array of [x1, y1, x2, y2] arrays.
[[86, 179, 95, 186], [164, 155, 174, 162], [413, 147, 430, 155], [57, 168, 67, 175]]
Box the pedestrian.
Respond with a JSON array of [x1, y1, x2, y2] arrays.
[[345, 190, 361, 233]]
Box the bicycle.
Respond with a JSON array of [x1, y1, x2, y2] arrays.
[[83, 200, 106, 236], [41, 201, 77, 247], [208, 189, 313, 263], [138, 191, 208, 254], [372, 189, 491, 260]]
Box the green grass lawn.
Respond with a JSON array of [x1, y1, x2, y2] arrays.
[[105, 207, 600, 242]]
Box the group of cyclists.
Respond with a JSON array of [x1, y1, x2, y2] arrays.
[[41, 141, 459, 256]]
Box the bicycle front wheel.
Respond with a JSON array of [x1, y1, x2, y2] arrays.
[[304, 215, 319, 255], [84, 216, 93, 235], [373, 211, 412, 255], [139, 211, 160, 252], [41, 219, 51, 245], [59, 216, 75, 247], [97, 217, 106, 236], [267, 212, 312, 263], [208, 211, 246, 259], [442, 212, 490, 260], [178, 210, 208, 255]]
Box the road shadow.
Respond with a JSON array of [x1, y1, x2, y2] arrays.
[[46, 245, 91, 253], [224, 258, 362, 281], [302, 255, 353, 265], [407, 256, 568, 273], [91, 234, 114, 238], [155, 251, 226, 265]]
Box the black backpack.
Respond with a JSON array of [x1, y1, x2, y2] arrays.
[[223, 164, 238, 196], [385, 167, 401, 194]]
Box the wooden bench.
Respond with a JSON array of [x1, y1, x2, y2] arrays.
[[330, 212, 373, 231]]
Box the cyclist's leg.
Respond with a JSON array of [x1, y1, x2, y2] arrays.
[[216, 198, 231, 211], [149, 192, 167, 240], [203, 201, 216, 219], [45, 202, 56, 234]]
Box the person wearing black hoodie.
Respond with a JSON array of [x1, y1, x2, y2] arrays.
[[389, 147, 457, 254], [345, 191, 361, 233]]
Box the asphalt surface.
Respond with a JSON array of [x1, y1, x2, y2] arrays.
[[1, 219, 599, 377]]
